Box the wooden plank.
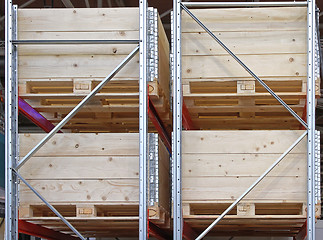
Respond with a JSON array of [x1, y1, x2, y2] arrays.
[[182, 7, 307, 32], [183, 92, 306, 98], [19, 133, 139, 156], [182, 130, 306, 154], [183, 153, 306, 177], [19, 179, 139, 204], [182, 176, 306, 202], [182, 54, 306, 79], [182, 76, 307, 84], [18, 8, 139, 32], [157, 15, 170, 103], [18, 54, 140, 79], [190, 122, 301, 131], [157, 137, 170, 212], [186, 105, 304, 113], [182, 31, 306, 56], [20, 156, 140, 179]]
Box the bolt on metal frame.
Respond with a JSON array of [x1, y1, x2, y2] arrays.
[[5, 1, 151, 239], [172, 1, 318, 239]]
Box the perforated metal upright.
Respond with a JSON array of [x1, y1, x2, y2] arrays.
[[172, 1, 319, 239], [5, 0, 151, 239]]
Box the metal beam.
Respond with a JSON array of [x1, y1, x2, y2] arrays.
[[183, 221, 198, 240], [180, 3, 308, 129], [19, 220, 79, 240], [12, 39, 139, 45], [182, 101, 195, 130], [16, 46, 139, 170], [18, 97, 61, 133], [148, 222, 171, 240], [196, 131, 307, 239]]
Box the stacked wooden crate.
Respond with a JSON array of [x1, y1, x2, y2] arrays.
[[18, 8, 170, 132], [19, 133, 170, 237], [182, 130, 319, 236], [17, 7, 171, 238], [181, 6, 319, 130], [180, 6, 321, 237]]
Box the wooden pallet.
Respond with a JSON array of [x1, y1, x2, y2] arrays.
[[181, 7, 320, 130], [18, 133, 170, 237], [183, 202, 312, 237], [18, 8, 170, 132], [181, 130, 321, 236]]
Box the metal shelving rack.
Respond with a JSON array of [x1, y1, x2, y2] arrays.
[[4, 0, 154, 239], [172, 0, 319, 239]]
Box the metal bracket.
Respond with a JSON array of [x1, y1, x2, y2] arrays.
[[147, 8, 158, 82], [315, 130, 321, 204], [148, 133, 159, 206]]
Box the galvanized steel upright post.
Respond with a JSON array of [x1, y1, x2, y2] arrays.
[[5, 2, 19, 239], [307, 0, 316, 239], [139, 0, 149, 239], [173, 0, 183, 239]]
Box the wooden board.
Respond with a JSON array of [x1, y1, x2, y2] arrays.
[[181, 7, 319, 130], [18, 8, 170, 132], [181, 130, 320, 236], [19, 133, 170, 237]]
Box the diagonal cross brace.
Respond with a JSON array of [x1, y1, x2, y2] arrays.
[[180, 4, 308, 129], [16, 46, 139, 170], [14, 170, 86, 240], [195, 131, 307, 239]]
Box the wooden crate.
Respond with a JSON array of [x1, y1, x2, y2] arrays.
[[181, 7, 320, 130], [182, 130, 320, 236], [18, 8, 170, 132], [18, 133, 170, 237]]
